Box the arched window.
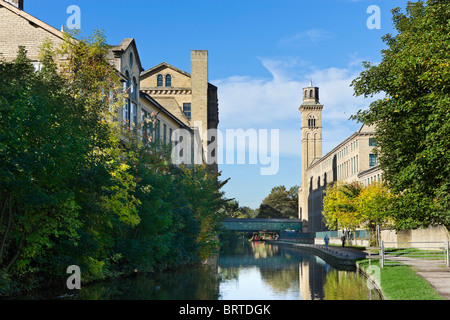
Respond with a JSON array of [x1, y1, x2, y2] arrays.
[[310, 89, 313, 98], [304, 90, 307, 98], [165, 74, 172, 87], [131, 77, 137, 100], [157, 74, 163, 87], [307, 114, 317, 127], [129, 52, 134, 67]]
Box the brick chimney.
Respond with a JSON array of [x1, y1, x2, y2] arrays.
[[5, 0, 23, 10]]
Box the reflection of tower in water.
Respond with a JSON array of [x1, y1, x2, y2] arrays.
[[298, 255, 329, 300]]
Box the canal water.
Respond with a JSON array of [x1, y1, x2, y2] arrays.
[[42, 239, 380, 300]]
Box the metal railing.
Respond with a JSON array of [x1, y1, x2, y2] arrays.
[[379, 241, 450, 268]]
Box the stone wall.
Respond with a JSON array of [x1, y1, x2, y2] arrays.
[[0, 4, 64, 61], [381, 225, 450, 248]]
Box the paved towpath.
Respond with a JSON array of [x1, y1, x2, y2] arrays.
[[383, 256, 450, 300]]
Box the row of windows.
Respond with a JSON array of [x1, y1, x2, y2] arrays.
[[157, 74, 172, 87], [338, 139, 358, 159], [363, 173, 382, 186], [338, 155, 359, 180], [141, 109, 173, 145]]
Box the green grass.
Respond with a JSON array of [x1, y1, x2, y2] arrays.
[[357, 259, 445, 300]]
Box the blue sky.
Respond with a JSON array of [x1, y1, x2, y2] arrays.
[[25, 0, 409, 209]]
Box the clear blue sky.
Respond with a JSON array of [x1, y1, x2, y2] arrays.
[[25, 0, 409, 209]]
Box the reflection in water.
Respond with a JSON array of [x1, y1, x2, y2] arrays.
[[19, 240, 381, 300], [217, 240, 380, 300]]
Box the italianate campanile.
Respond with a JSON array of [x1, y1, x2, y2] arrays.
[[298, 81, 323, 231]]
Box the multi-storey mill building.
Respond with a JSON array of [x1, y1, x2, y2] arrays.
[[0, 0, 218, 171], [298, 83, 383, 232]]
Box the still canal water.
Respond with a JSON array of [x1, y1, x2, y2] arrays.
[[33, 240, 381, 300]]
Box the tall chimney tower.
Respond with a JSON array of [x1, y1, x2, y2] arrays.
[[190, 50, 209, 160]]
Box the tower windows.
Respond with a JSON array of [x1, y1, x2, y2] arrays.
[[307, 114, 318, 128], [310, 90, 313, 98]]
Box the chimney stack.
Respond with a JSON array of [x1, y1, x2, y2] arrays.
[[5, 0, 23, 10]]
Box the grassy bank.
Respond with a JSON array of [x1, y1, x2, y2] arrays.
[[357, 259, 444, 300]]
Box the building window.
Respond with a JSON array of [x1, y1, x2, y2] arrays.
[[157, 74, 163, 87], [141, 109, 151, 141], [163, 124, 167, 144], [131, 77, 137, 100], [310, 90, 313, 98], [131, 103, 137, 127], [183, 103, 191, 120], [129, 52, 134, 67], [369, 154, 378, 167], [123, 100, 130, 125], [155, 119, 161, 141], [369, 138, 377, 146], [165, 74, 172, 87], [307, 114, 317, 127]]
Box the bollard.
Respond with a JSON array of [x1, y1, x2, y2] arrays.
[[446, 241, 449, 268]]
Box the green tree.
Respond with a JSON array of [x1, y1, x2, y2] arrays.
[[356, 182, 394, 246], [0, 45, 89, 285], [351, 0, 450, 229], [323, 182, 363, 233], [257, 185, 298, 219]]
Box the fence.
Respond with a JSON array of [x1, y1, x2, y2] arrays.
[[379, 241, 450, 268]]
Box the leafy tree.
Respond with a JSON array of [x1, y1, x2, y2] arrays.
[[221, 199, 258, 219], [323, 182, 363, 233], [0, 45, 90, 287], [351, 0, 450, 229], [0, 30, 231, 295], [356, 182, 394, 246], [179, 165, 229, 260], [257, 185, 298, 219]]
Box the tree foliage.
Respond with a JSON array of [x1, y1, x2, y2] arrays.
[[0, 32, 229, 295], [323, 182, 363, 232], [323, 181, 394, 245], [350, 0, 450, 229], [257, 185, 298, 219]]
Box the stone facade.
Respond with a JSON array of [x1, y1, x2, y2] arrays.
[[298, 85, 381, 232], [140, 51, 219, 171], [0, 1, 64, 62], [0, 0, 217, 169]]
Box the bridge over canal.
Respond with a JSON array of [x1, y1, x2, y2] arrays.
[[222, 218, 302, 234]]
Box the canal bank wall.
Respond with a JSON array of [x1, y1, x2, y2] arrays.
[[269, 240, 386, 299], [267, 241, 363, 270]]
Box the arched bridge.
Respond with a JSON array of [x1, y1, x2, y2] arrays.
[[222, 218, 302, 233]]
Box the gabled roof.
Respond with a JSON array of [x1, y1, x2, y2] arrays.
[[109, 38, 144, 72], [141, 62, 191, 79], [1, 0, 65, 40], [139, 92, 192, 131]]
